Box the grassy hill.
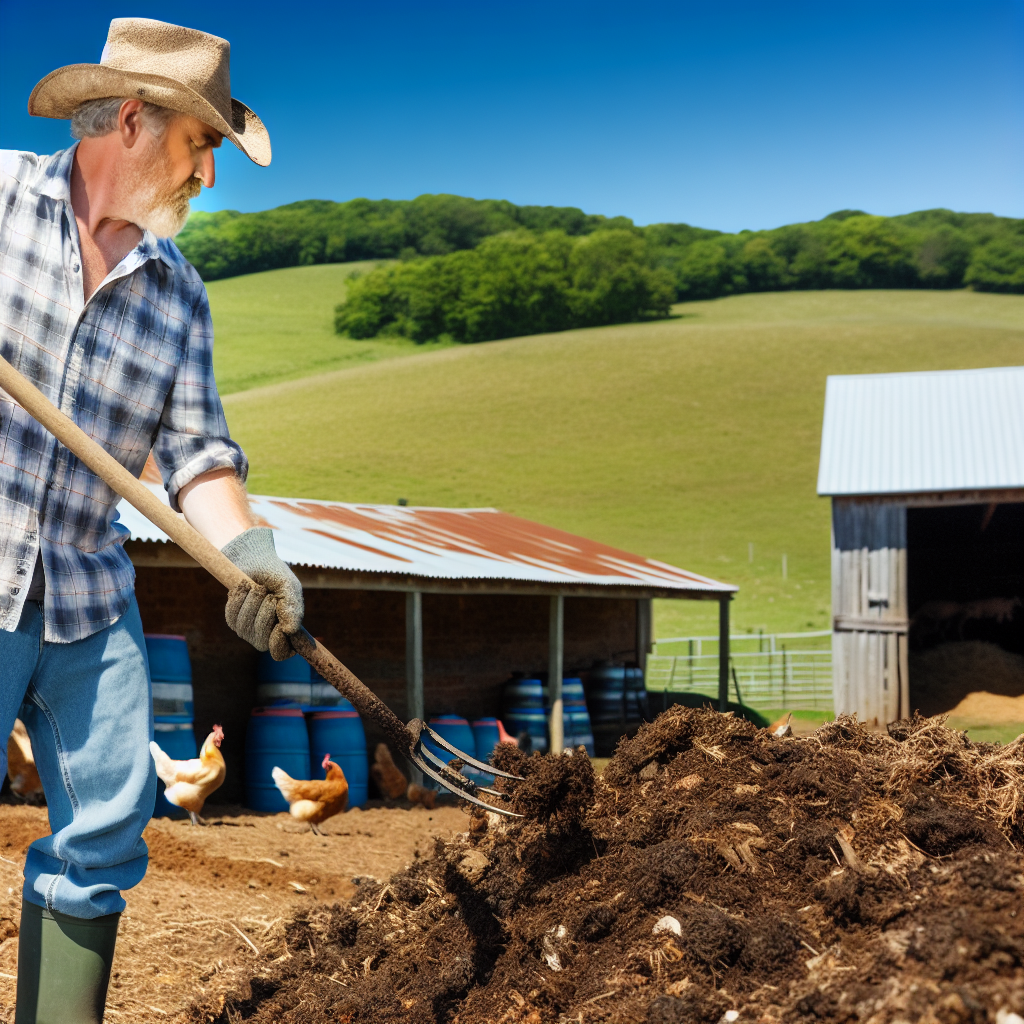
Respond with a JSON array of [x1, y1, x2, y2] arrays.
[[212, 274, 1024, 638], [207, 262, 449, 394]]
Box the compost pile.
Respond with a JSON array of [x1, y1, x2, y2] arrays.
[[191, 709, 1023, 1024]]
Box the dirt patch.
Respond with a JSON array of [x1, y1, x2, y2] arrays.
[[189, 708, 1024, 1024], [0, 801, 466, 1021]]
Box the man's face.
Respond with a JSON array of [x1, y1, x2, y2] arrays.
[[120, 112, 223, 238]]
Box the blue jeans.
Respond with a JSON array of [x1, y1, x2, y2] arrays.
[[0, 598, 155, 918]]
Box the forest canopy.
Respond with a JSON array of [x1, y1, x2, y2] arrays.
[[177, 198, 1023, 299]]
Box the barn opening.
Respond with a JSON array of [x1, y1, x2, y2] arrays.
[[907, 501, 1024, 716]]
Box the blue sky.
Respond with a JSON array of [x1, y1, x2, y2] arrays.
[[1, 1, 1021, 231]]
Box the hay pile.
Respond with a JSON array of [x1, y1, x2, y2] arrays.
[[190, 709, 1024, 1024], [910, 641, 1024, 717]]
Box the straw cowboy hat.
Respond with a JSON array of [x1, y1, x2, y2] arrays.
[[28, 18, 271, 166]]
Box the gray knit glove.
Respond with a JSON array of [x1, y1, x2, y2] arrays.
[[222, 527, 304, 661]]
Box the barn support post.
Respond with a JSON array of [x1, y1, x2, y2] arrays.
[[636, 598, 652, 678], [549, 594, 565, 754], [718, 596, 731, 713], [405, 590, 424, 784]]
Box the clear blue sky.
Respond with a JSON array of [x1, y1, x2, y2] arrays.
[[1, 0, 1021, 231]]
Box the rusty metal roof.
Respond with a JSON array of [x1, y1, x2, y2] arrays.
[[122, 458, 735, 595]]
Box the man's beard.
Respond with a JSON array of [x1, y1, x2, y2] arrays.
[[118, 146, 203, 238]]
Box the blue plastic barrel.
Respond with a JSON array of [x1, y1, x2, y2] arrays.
[[472, 718, 501, 765], [504, 676, 547, 709], [308, 703, 368, 809], [257, 651, 312, 707], [624, 667, 649, 722], [586, 664, 626, 723], [258, 651, 311, 682], [503, 678, 549, 754], [560, 679, 595, 755], [146, 634, 195, 819], [145, 634, 192, 682], [568, 711, 596, 756], [303, 682, 342, 711], [245, 707, 310, 812]]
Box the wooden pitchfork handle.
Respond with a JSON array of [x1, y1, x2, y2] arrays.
[[0, 353, 416, 758]]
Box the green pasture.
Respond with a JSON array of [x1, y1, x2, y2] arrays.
[[207, 262, 448, 394], [213, 277, 1024, 637]]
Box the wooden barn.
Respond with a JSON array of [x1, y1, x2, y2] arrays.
[[817, 366, 1024, 727], [122, 458, 737, 800]]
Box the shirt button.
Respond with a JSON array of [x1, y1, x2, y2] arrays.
[[73, 263, 81, 273]]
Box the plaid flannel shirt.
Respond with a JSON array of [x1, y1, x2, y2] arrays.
[[0, 145, 247, 642]]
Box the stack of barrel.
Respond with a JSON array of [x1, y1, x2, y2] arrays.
[[586, 662, 649, 756], [245, 652, 368, 812], [501, 674, 595, 756], [146, 634, 196, 819]]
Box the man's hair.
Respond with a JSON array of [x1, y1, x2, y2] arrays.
[[70, 98, 178, 140]]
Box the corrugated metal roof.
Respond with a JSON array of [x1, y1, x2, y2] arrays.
[[817, 366, 1024, 496], [121, 460, 735, 594]]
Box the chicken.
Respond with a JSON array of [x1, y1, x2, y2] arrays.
[[7, 720, 44, 804], [370, 742, 408, 800], [150, 724, 226, 825], [273, 752, 348, 835], [406, 782, 436, 809]]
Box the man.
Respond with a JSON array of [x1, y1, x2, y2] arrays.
[[0, 18, 303, 1021]]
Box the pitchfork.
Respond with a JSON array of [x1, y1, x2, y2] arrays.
[[0, 355, 523, 816]]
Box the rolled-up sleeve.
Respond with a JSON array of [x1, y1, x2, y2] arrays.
[[152, 286, 248, 512]]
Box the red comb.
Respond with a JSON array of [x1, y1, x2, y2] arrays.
[[322, 752, 332, 770]]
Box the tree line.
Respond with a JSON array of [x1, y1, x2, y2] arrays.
[[178, 197, 1022, 298], [176, 195, 633, 281]]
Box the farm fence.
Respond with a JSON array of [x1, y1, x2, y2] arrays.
[[645, 631, 834, 712]]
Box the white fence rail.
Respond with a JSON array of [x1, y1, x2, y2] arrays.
[[646, 631, 834, 712]]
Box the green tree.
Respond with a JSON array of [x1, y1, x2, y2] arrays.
[[738, 236, 791, 292], [675, 240, 736, 299], [822, 216, 917, 288], [964, 236, 1024, 293], [568, 230, 675, 326]]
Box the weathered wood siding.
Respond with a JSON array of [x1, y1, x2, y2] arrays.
[[831, 499, 910, 726]]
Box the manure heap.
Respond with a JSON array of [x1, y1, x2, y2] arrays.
[[193, 708, 1023, 1023]]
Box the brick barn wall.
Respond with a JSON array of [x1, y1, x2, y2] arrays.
[[134, 568, 638, 802]]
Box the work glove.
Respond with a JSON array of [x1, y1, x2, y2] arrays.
[[221, 527, 304, 661]]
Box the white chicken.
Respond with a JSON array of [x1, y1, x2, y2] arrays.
[[150, 724, 226, 825]]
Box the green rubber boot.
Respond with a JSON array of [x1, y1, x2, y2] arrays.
[[15, 900, 120, 1024]]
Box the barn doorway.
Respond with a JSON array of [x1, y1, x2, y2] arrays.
[[907, 502, 1024, 717]]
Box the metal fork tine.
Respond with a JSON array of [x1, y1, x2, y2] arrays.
[[420, 724, 524, 780], [415, 742, 510, 802], [411, 753, 523, 817]]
